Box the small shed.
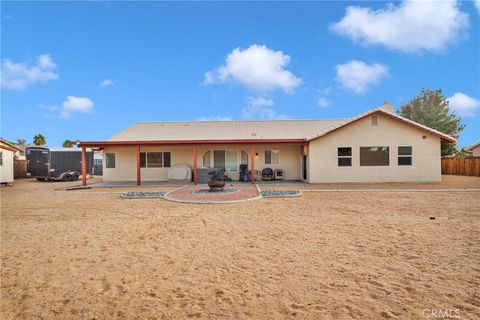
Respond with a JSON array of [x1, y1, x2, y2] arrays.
[[0, 138, 21, 185]]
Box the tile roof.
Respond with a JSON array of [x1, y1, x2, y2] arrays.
[[78, 104, 456, 147], [107, 119, 346, 142]]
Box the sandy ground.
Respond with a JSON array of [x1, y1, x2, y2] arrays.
[[1, 177, 479, 319]]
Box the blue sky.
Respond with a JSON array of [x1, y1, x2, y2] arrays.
[[1, 1, 479, 147]]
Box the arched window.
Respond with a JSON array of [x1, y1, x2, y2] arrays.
[[203, 151, 211, 167]]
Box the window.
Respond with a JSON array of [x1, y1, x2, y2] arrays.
[[147, 152, 163, 167], [265, 150, 279, 164], [140, 152, 171, 168], [0, 151, 3, 166], [337, 147, 352, 167], [140, 152, 146, 168], [163, 152, 171, 167], [203, 150, 243, 172], [203, 151, 211, 167], [226, 150, 238, 172], [360, 146, 389, 166], [371, 115, 378, 126], [214, 150, 225, 169], [241, 150, 249, 165], [106, 153, 116, 168], [398, 146, 412, 166]]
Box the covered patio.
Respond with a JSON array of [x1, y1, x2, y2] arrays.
[[78, 140, 308, 187]]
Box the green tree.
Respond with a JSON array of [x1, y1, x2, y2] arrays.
[[62, 139, 74, 148], [398, 89, 464, 156], [33, 134, 46, 146]]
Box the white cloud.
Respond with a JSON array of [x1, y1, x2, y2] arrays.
[[317, 97, 332, 108], [241, 96, 287, 119], [331, 0, 469, 53], [59, 96, 95, 119], [204, 44, 301, 93], [1, 54, 59, 90], [336, 60, 388, 94], [475, 0, 480, 12], [447, 92, 480, 117], [100, 78, 114, 87]]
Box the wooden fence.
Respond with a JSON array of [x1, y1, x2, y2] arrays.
[[14, 159, 27, 178], [441, 157, 480, 177]]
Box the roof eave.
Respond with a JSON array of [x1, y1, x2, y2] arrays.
[[78, 138, 307, 148]]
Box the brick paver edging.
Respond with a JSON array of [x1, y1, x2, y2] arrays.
[[163, 184, 263, 204]]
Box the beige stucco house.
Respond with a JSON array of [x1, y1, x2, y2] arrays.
[[465, 141, 480, 157], [78, 103, 456, 185]]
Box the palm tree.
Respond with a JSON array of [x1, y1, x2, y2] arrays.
[[33, 134, 46, 146]]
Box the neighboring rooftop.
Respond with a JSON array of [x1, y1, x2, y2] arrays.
[[465, 141, 480, 152]]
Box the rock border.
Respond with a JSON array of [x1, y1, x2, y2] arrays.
[[120, 191, 166, 199], [260, 190, 302, 198]]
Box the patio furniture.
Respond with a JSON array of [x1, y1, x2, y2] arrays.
[[168, 164, 192, 182], [239, 164, 250, 182], [261, 167, 274, 181], [274, 169, 284, 180]]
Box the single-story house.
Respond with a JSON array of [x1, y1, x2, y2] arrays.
[[0, 138, 22, 184], [78, 103, 456, 186], [465, 141, 480, 157]]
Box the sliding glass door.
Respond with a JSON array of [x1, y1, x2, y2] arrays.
[[213, 150, 225, 170]]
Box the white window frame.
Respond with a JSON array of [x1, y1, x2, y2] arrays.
[[265, 150, 279, 165], [359, 146, 390, 166], [140, 151, 171, 168], [105, 153, 115, 168], [337, 147, 352, 167], [398, 146, 413, 166], [202, 149, 249, 172]]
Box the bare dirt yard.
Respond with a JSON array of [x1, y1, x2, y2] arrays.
[[1, 177, 479, 319]]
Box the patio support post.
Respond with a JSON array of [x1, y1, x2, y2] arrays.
[[136, 145, 141, 186], [250, 144, 255, 184], [193, 144, 198, 185], [81, 146, 87, 186]]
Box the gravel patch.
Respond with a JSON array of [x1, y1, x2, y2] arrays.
[[121, 191, 166, 199], [261, 190, 301, 198]]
